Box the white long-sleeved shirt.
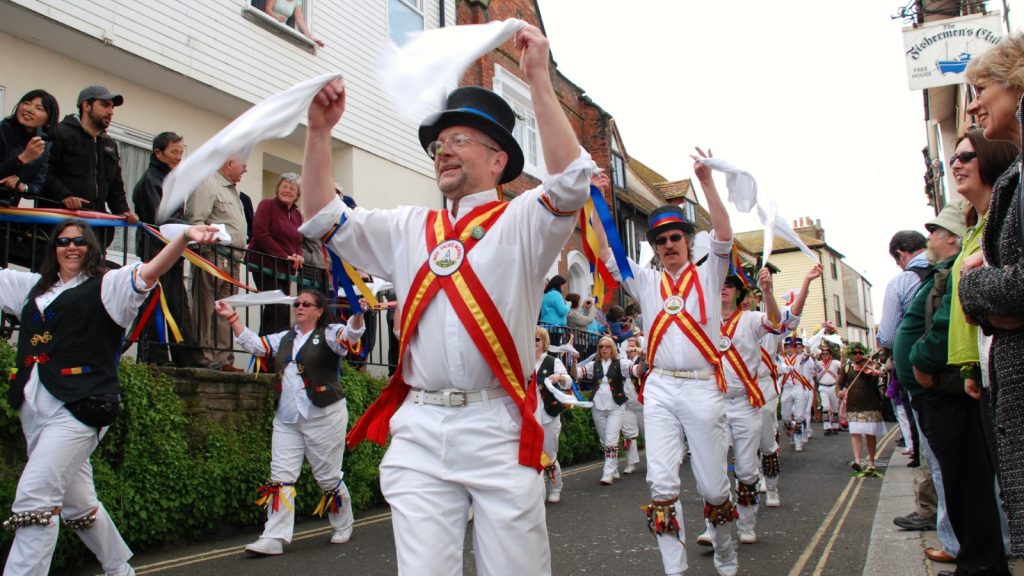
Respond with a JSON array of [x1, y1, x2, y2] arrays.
[[606, 236, 732, 372], [300, 149, 592, 392], [235, 322, 364, 423]]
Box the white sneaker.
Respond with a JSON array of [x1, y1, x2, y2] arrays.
[[739, 529, 758, 544], [756, 475, 767, 493], [623, 464, 636, 474], [600, 474, 614, 485], [795, 443, 804, 452], [696, 529, 713, 547], [245, 537, 284, 556], [330, 529, 351, 544], [613, 469, 621, 479], [766, 489, 781, 508], [107, 565, 135, 576], [547, 491, 561, 503]]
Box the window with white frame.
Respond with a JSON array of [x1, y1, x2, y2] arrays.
[[683, 199, 696, 224], [611, 153, 626, 190], [834, 294, 843, 326], [493, 65, 546, 179], [388, 0, 424, 45], [106, 124, 154, 261], [247, 0, 319, 48]]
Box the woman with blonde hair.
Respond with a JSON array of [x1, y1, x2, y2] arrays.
[[534, 326, 573, 503], [577, 335, 633, 484]]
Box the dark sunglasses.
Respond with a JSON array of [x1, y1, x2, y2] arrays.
[[55, 236, 87, 247], [292, 301, 318, 309], [654, 233, 684, 246], [949, 151, 977, 166], [535, 337, 542, 342]]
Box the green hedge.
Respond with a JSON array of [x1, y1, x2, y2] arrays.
[[0, 341, 604, 570]]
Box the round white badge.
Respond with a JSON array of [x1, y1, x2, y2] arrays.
[[718, 335, 732, 352], [663, 295, 684, 315], [428, 239, 466, 277]]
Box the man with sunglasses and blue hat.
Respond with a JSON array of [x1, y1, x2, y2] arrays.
[[297, 24, 592, 576], [595, 150, 738, 576]]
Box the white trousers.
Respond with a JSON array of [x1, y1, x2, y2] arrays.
[[758, 379, 781, 493], [4, 406, 131, 576], [643, 373, 734, 576], [380, 397, 549, 576], [895, 401, 914, 451], [541, 413, 563, 495], [592, 405, 625, 477], [724, 391, 762, 535], [261, 403, 352, 543], [818, 385, 839, 429], [780, 385, 809, 447]]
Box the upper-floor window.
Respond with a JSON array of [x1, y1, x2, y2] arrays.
[[493, 65, 546, 178], [107, 123, 154, 261], [389, 0, 424, 45], [834, 294, 843, 326], [611, 153, 626, 190], [830, 254, 838, 280], [683, 199, 696, 224], [248, 0, 323, 48]]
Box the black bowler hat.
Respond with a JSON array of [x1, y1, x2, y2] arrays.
[[418, 86, 524, 184], [645, 205, 696, 246], [724, 274, 748, 304]]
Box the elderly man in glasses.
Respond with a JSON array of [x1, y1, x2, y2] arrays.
[[595, 150, 738, 576], [296, 24, 591, 576]]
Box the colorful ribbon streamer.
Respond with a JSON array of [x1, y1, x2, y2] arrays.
[[729, 245, 754, 287]]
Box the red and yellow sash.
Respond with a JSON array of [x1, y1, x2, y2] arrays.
[[760, 346, 779, 395], [640, 264, 722, 402], [347, 202, 546, 471], [780, 354, 812, 390], [720, 310, 765, 408]]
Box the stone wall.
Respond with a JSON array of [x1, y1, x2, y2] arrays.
[[158, 367, 274, 424]]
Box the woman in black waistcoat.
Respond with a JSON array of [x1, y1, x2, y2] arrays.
[[216, 289, 364, 556], [1, 218, 219, 576]]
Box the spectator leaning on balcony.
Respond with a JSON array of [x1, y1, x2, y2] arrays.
[[215, 290, 364, 557], [248, 172, 305, 338], [263, 0, 324, 47], [539, 274, 570, 327], [131, 131, 201, 367], [185, 156, 249, 372], [42, 85, 138, 247], [0, 89, 59, 205], [0, 219, 219, 576]]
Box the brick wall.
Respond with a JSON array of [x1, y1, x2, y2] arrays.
[[459, 0, 613, 281]]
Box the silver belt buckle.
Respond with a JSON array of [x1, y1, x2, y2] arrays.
[[444, 390, 467, 407]]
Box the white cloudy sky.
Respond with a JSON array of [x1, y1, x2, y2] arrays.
[[537, 0, 1024, 318]]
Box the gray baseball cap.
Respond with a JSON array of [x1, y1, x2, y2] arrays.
[[77, 85, 124, 107]]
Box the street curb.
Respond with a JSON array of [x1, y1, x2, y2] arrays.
[[863, 447, 932, 576]]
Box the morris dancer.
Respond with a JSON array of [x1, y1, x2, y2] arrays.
[[778, 337, 812, 452], [596, 150, 738, 576], [577, 335, 633, 485], [2, 220, 219, 576], [813, 345, 842, 435], [535, 326, 573, 503], [755, 264, 820, 507], [297, 24, 592, 575], [621, 335, 646, 475], [215, 292, 364, 556], [695, 269, 781, 547]]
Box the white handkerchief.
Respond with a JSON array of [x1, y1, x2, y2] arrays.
[[697, 157, 758, 213], [380, 19, 528, 122], [158, 223, 232, 245], [220, 290, 295, 307], [158, 73, 343, 222]]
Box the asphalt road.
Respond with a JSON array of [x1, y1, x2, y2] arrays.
[[62, 422, 898, 576]]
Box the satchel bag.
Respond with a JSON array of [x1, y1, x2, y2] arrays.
[[65, 393, 121, 429]]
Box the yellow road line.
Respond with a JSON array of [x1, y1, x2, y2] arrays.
[[130, 457, 617, 574], [132, 512, 393, 575], [788, 425, 899, 576]]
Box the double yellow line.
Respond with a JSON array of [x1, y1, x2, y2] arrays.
[[129, 460, 610, 574], [786, 425, 900, 576]]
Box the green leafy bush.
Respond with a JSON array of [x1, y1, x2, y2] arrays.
[[0, 342, 603, 570]]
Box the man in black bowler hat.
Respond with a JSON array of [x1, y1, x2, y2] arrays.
[[297, 23, 592, 575]]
